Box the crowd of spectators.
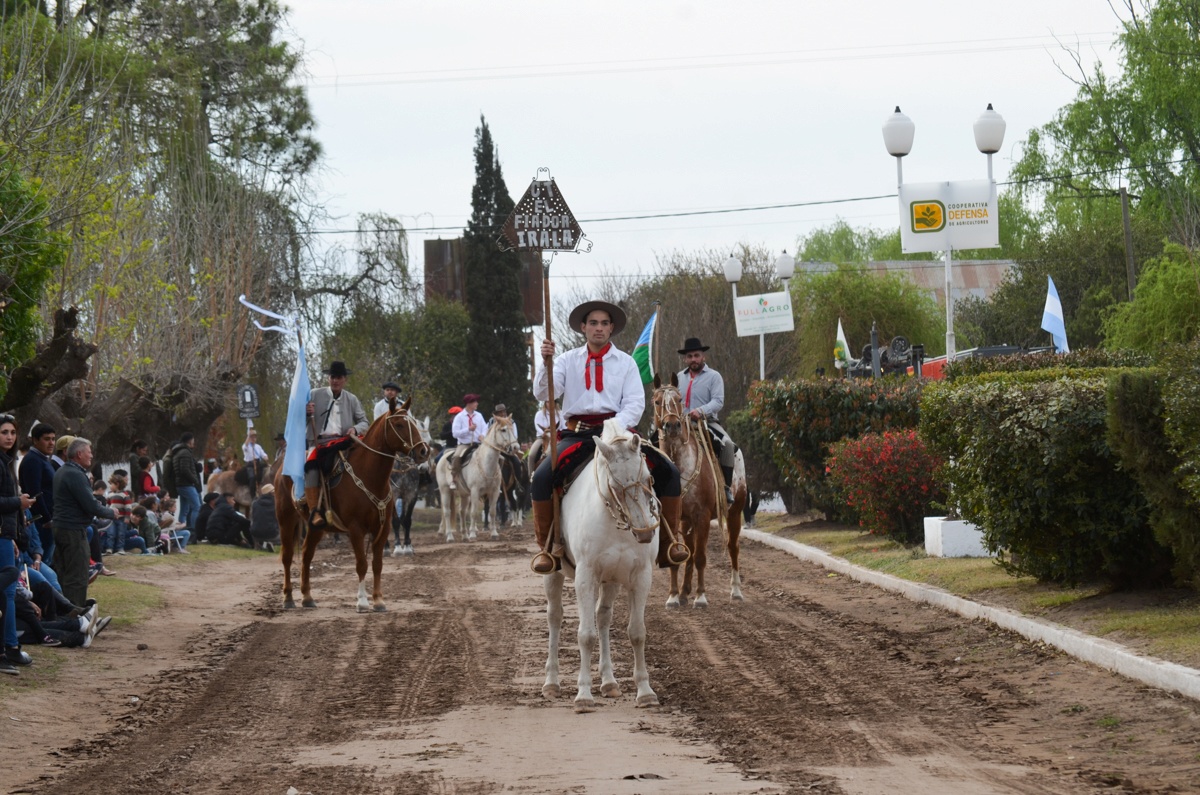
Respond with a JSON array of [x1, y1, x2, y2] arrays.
[[1, 421, 283, 677]]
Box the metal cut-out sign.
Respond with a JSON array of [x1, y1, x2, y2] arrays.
[[499, 179, 584, 252]]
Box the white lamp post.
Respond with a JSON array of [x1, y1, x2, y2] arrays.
[[724, 251, 795, 380], [883, 104, 1005, 362]]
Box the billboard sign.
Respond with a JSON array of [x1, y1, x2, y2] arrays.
[[898, 179, 999, 253], [733, 291, 794, 337]]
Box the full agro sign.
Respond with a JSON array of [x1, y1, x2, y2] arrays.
[[897, 179, 999, 253], [733, 291, 794, 337], [499, 179, 583, 252]]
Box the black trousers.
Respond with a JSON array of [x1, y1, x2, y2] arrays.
[[530, 429, 680, 502]]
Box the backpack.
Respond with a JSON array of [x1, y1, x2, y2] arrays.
[[161, 446, 178, 498]]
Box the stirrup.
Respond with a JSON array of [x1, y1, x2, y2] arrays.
[[530, 550, 560, 574], [309, 508, 328, 529], [667, 540, 690, 565]]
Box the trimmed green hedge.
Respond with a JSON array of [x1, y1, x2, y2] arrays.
[[1106, 367, 1200, 589], [725, 409, 806, 512], [1164, 338, 1200, 509], [748, 377, 922, 519], [921, 369, 1171, 586], [944, 348, 1152, 381]]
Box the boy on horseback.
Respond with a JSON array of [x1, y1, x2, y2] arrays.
[[529, 300, 690, 574], [676, 337, 740, 505], [447, 394, 485, 490], [304, 361, 369, 528]]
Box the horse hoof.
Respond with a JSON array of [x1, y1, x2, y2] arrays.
[[573, 698, 597, 713], [665, 596, 681, 609], [390, 547, 400, 557], [693, 596, 709, 609], [635, 693, 660, 708], [283, 598, 295, 609], [490, 531, 500, 540], [542, 684, 560, 699], [731, 590, 745, 602], [601, 682, 621, 698], [302, 599, 317, 609], [356, 603, 370, 613], [373, 604, 387, 613]]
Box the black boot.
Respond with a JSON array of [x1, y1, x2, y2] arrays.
[[721, 465, 734, 504]]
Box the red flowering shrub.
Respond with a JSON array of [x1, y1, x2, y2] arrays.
[[826, 430, 944, 544]]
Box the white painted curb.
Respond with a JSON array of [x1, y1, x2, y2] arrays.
[[744, 529, 1200, 702]]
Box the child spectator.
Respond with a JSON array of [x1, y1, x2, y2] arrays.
[[135, 456, 160, 500], [105, 473, 134, 554]]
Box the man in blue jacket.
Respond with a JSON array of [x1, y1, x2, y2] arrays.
[[19, 423, 58, 567]]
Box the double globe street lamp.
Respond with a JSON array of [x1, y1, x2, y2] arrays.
[[723, 250, 796, 380], [882, 104, 1006, 361]]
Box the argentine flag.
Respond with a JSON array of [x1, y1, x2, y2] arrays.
[[632, 308, 657, 384], [1041, 276, 1070, 353], [283, 344, 311, 500]]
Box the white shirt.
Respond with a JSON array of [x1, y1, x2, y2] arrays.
[[534, 408, 565, 435], [452, 410, 486, 445], [323, 396, 345, 438], [533, 344, 644, 431], [242, 442, 268, 463], [373, 397, 399, 420]]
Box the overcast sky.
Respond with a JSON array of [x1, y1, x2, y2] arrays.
[[285, 1, 1126, 291]]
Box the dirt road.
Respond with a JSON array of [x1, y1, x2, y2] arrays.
[[6, 513, 1200, 794]]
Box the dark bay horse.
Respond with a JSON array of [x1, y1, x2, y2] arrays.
[[274, 399, 430, 611], [652, 376, 748, 607]]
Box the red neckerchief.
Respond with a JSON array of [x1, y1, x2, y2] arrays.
[[685, 366, 701, 409], [584, 343, 611, 391]]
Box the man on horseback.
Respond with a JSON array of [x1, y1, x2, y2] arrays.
[[677, 337, 739, 505], [304, 360, 369, 528], [448, 394, 485, 490], [529, 300, 690, 574], [373, 380, 403, 420]]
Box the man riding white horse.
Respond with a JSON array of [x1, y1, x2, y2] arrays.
[[676, 337, 740, 505], [529, 300, 690, 574], [304, 360, 369, 528], [448, 393, 486, 489]]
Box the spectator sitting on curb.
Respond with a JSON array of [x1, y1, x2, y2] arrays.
[[195, 492, 220, 543], [207, 493, 252, 547], [249, 484, 280, 552]]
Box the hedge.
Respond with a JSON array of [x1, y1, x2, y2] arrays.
[[943, 348, 1153, 381], [748, 377, 922, 519], [921, 370, 1171, 586], [1106, 367, 1200, 589]]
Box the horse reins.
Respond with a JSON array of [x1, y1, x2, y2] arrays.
[[338, 409, 429, 526], [593, 441, 660, 540]]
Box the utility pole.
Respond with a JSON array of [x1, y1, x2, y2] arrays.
[[1120, 187, 1137, 300]]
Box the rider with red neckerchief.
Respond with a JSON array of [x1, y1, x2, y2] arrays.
[[529, 300, 689, 574]]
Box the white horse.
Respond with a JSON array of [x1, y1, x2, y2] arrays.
[[435, 416, 517, 542], [543, 419, 660, 711]]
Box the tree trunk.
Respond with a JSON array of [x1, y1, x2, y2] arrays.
[[1, 306, 97, 425]]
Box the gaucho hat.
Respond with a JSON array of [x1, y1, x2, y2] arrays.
[[323, 361, 351, 377], [568, 300, 627, 336], [381, 380, 401, 391], [677, 337, 710, 354], [462, 393, 481, 404]]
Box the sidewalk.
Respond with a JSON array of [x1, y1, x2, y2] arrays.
[[745, 528, 1200, 703]]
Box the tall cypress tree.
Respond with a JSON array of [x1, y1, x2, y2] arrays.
[[462, 116, 534, 437]]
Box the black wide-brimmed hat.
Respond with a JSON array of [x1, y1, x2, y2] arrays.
[[323, 361, 351, 377], [568, 300, 627, 336], [678, 337, 710, 354], [381, 380, 401, 391]]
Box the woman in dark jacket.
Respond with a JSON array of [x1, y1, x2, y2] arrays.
[[1, 414, 37, 673]]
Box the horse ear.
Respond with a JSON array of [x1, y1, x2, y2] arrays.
[[594, 437, 613, 461], [653, 373, 661, 389], [670, 371, 679, 388], [401, 397, 412, 411]]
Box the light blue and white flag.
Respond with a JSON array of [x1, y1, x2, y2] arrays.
[[282, 345, 311, 500], [1040, 276, 1070, 353], [240, 295, 311, 500]]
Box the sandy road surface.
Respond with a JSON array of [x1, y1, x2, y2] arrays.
[[6, 513, 1200, 794]]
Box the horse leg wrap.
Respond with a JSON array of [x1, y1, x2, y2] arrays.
[[657, 495, 690, 567], [530, 499, 560, 574]]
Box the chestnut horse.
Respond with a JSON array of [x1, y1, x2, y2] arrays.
[[652, 376, 748, 607], [274, 399, 430, 612]]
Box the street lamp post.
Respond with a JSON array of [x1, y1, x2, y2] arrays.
[[724, 251, 795, 380], [883, 104, 1005, 362]]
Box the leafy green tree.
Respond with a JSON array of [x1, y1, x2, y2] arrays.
[[1103, 244, 1200, 351], [462, 116, 533, 433], [791, 263, 945, 376], [0, 150, 67, 393]]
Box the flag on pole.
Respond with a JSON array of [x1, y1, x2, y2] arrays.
[[1040, 276, 1070, 353], [834, 319, 851, 369], [632, 308, 658, 384], [282, 344, 311, 501]]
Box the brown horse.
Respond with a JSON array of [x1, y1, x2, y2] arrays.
[[274, 398, 430, 612], [652, 376, 748, 607]]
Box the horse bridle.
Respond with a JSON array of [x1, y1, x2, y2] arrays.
[[653, 386, 691, 444], [594, 442, 660, 540], [337, 409, 430, 527]]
